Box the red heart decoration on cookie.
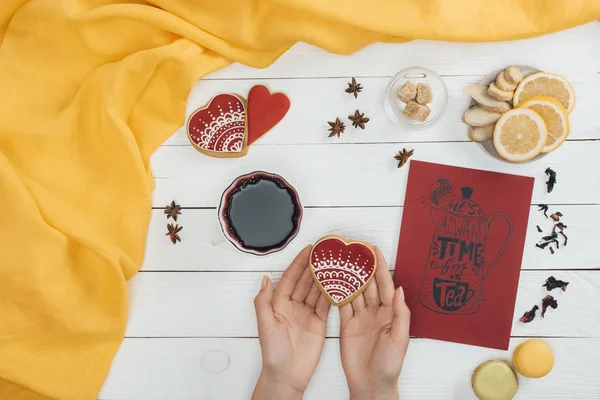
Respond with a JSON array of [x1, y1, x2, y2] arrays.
[[247, 85, 290, 145], [187, 93, 248, 157], [310, 235, 377, 306]]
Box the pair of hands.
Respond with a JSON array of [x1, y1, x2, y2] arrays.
[[252, 245, 411, 400]]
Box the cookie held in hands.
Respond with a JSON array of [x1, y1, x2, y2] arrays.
[[309, 235, 377, 306]]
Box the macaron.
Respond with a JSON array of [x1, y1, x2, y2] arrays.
[[472, 360, 519, 400], [512, 339, 554, 378]]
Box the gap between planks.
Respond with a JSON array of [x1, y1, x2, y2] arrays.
[[122, 335, 594, 339], [199, 73, 600, 81], [136, 268, 599, 273], [161, 138, 600, 147], [150, 203, 600, 209]]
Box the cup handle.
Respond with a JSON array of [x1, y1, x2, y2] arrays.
[[480, 213, 513, 301]]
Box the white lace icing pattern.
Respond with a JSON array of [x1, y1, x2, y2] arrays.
[[188, 98, 245, 153], [312, 244, 373, 303]]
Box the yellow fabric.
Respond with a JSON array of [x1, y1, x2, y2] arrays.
[[0, 1, 597, 399]]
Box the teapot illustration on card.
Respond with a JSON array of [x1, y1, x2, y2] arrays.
[[419, 178, 513, 315]]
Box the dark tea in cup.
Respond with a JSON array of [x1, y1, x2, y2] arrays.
[[218, 171, 303, 256]]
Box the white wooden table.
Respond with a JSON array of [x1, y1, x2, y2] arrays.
[[99, 22, 600, 400]]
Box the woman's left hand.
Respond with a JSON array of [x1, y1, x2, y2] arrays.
[[252, 246, 332, 400], [339, 247, 411, 400]]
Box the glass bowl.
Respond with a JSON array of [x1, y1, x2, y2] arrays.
[[385, 67, 448, 130]]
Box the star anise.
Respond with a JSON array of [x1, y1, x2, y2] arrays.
[[164, 200, 182, 221], [166, 223, 183, 244], [345, 77, 363, 99], [394, 148, 414, 168], [327, 117, 345, 138], [349, 110, 369, 129]]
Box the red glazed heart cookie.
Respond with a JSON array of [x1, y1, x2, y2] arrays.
[[187, 93, 248, 157], [247, 85, 290, 145], [310, 235, 377, 306]]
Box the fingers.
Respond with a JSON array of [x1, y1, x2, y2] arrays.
[[304, 281, 321, 308], [374, 247, 395, 306], [315, 293, 332, 322], [275, 245, 312, 299], [254, 276, 276, 332], [350, 292, 366, 315], [290, 262, 314, 302], [339, 302, 353, 324], [390, 286, 411, 347], [363, 271, 380, 307]]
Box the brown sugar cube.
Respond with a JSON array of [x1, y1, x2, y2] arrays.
[[416, 83, 433, 104], [402, 101, 431, 122], [397, 81, 417, 103]]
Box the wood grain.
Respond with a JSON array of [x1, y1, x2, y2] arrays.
[[143, 206, 599, 271], [151, 141, 600, 207], [102, 21, 600, 399], [206, 23, 600, 78], [125, 271, 598, 338], [163, 73, 600, 146], [99, 338, 600, 400]]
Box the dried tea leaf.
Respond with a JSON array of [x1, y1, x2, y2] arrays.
[[543, 276, 569, 292], [519, 305, 539, 323], [541, 295, 558, 318], [545, 167, 557, 193]]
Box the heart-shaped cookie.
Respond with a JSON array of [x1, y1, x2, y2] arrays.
[[247, 85, 290, 145], [310, 235, 377, 306], [187, 93, 248, 157]]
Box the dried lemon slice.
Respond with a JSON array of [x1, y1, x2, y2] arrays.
[[493, 109, 547, 162], [513, 72, 575, 113], [518, 96, 570, 153]]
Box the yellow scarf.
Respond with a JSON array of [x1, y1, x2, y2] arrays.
[[0, 1, 597, 398]]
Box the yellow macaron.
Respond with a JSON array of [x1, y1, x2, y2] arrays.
[[472, 360, 519, 400], [512, 339, 554, 378]]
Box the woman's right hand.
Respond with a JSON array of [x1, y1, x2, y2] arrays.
[[252, 246, 331, 400], [339, 247, 411, 400]]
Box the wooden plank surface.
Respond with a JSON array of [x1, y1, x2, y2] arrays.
[[99, 338, 600, 400], [125, 271, 599, 338], [102, 21, 600, 400], [164, 73, 600, 146], [151, 141, 600, 207], [143, 205, 599, 271], [207, 23, 600, 78]]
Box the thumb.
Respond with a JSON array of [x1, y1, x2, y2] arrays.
[[390, 286, 411, 346], [254, 276, 276, 331]]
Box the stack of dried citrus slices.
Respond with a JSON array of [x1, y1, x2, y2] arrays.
[[464, 68, 575, 163]]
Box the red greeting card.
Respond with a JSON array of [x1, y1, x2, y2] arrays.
[[393, 161, 534, 350]]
